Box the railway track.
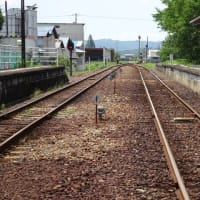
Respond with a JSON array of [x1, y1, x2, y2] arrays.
[[0, 64, 199, 199], [137, 65, 200, 200], [0, 65, 121, 153]]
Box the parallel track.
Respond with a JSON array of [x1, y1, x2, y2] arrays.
[[0, 64, 199, 199], [137, 65, 200, 200], [0, 65, 121, 153]]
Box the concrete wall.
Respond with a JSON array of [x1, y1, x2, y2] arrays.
[[156, 64, 200, 94], [0, 8, 37, 40], [0, 37, 36, 48], [103, 48, 112, 62], [0, 66, 68, 104], [85, 48, 111, 62]]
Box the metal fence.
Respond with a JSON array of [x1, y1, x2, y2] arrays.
[[0, 44, 21, 69], [0, 44, 59, 70], [27, 47, 59, 67]]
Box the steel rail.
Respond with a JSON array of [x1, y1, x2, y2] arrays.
[[138, 67, 190, 200], [0, 66, 121, 153], [144, 67, 200, 120], [0, 65, 121, 119]]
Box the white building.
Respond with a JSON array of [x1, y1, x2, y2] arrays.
[[0, 7, 37, 47], [37, 22, 85, 69], [147, 49, 160, 63], [0, 7, 85, 69]]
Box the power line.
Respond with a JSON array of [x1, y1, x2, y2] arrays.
[[40, 14, 74, 18], [79, 14, 152, 21], [38, 13, 152, 22]]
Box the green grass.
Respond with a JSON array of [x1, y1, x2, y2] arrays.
[[160, 58, 197, 67], [32, 89, 42, 98], [143, 62, 157, 68], [55, 107, 77, 118], [0, 103, 6, 110], [85, 61, 115, 71], [163, 59, 191, 65], [72, 61, 116, 75], [143, 59, 195, 68], [23, 108, 33, 115]]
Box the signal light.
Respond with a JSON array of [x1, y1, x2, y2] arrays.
[[67, 38, 74, 51]]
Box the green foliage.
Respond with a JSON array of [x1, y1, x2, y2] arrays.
[[58, 55, 70, 70], [85, 34, 96, 48], [159, 34, 180, 61], [85, 61, 104, 71], [153, 0, 200, 63], [0, 103, 5, 110], [32, 89, 42, 98], [0, 8, 3, 30], [162, 58, 192, 66], [114, 51, 120, 61], [72, 61, 114, 75], [143, 63, 156, 68], [31, 58, 40, 66]]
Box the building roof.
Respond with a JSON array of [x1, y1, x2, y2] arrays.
[[55, 39, 65, 49], [75, 48, 85, 53], [37, 22, 85, 26], [59, 36, 69, 48], [59, 36, 84, 49], [190, 16, 200, 25], [37, 24, 57, 37], [85, 48, 104, 51], [74, 41, 83, 47]]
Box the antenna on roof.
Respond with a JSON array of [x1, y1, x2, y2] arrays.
[[27, 4, 37, 10], [74, 13, 78, 23]]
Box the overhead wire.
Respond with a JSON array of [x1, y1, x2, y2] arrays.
[[79, 14, 152, 21], [39, 13, 152, 22]]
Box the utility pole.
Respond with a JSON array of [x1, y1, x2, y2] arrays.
[[145, 36, 148, 63], [5, 1, 8, 36], [21, 0, 26, 67], [138, 35, 141, 59], [74, 13, 77, 23]]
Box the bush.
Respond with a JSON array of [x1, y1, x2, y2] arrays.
[[58, 55, 70, 71]]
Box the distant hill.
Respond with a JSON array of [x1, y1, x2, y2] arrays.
[[93, 39, 162, 54]]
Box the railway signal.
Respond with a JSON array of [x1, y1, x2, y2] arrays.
[[67, 38, 74, 76], [67, 38, 74, 51], [93, 95, 105, 124], [108, 71, 117, 94]]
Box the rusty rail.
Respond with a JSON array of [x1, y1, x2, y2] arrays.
[[138, 67, 190, 200], [0, 65, 121, 153], [0, 65, 121, 119], [148, 69, 200, 120]]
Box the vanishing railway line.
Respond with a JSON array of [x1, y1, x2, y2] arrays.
[[138, 66, 200, 200], [0, 64, 199, 199], [0, 65, 121, 153]]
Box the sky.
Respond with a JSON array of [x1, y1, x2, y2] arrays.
[[1, 0, 167, 41]]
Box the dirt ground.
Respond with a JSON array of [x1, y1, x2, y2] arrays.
[[1, 65, 199, 199]]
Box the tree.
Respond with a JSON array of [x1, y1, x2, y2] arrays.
[[159, 34, 180, 61], [153, 0, 200, 63], [86, 34, 96, 48], [0, 8, 3, 30]]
